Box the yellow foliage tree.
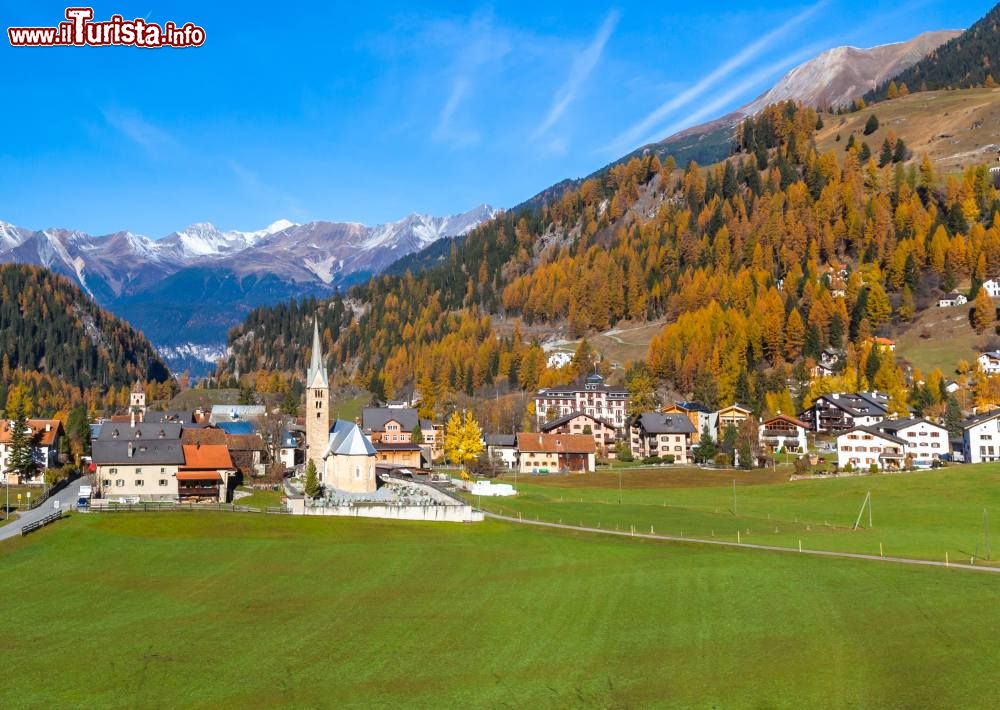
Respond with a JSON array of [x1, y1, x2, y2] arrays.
[[444, 411, 484, 476]]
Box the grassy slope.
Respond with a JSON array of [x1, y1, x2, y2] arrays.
[[2, 512, 999, 708], [815, 88, 1000, 174], [166, 388, 241, 411], [485, 465, 1000, 566], [893, 299, 985, 378]]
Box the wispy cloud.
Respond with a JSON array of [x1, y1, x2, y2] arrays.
[[606, 0, 828, 153], [102, 107, 181, 159], [531, 9, 621, 140], [647, 40, 832, 144]]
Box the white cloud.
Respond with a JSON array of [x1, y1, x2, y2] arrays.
[[102, 107, 180, 159], [606, 0, 828, 153], [532, 9, 621, 140]]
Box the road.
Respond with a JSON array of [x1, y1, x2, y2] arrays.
[[485, 511, 1000, 575], [0, 476, 90, 542]]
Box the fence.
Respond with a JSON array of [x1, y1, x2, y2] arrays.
[[88, 501, 290, 515], [21, 509, 64, 536]]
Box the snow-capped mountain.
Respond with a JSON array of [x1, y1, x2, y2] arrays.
[[0, 204, 497, 371]]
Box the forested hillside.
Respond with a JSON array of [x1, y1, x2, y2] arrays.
[[223, 100, 1000, 416], [0, 264, 171, 416], [865, 4, 1000, 102]]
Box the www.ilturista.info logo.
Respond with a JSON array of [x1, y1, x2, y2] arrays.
[[8, 7, 206, 48]]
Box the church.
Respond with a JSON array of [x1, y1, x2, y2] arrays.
[[306, 319, 378, 494]]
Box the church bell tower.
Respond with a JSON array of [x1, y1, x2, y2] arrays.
[[305, 318, 330, 476]]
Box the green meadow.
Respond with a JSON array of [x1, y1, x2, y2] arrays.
[[488, 465, 1000, 566], [1, 466, 999, 708]]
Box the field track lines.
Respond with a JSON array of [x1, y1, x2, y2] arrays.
[[485, 512, 1000, 574]]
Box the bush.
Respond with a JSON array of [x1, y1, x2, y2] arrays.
[[713, 453, 731, 467], [844, 463, 854, 473], [793, 457, 810, 475], [863, 113, 879, 135], [43, 464, 75, 487], [615, 441, 634, 462], [642, 455, 662, 465], [661, 454, 675, 464], [869, 463, 879, 474]]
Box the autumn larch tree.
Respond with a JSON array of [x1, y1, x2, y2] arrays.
[[973, 287, 997, 334]]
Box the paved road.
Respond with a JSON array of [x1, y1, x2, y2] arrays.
[[0, 476, 91, 542], [485, 512, 1000, 575]]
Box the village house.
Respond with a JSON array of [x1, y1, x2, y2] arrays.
[[758, 414, 809, 455], [938, 292, 967, 308], [540, 411, 618, 458], [515, 433, 596, 474], [362, 407, 440, 461], [322, 419, 379, 493], [876, 418, 949, 466], [869, 337, 896, 352], [373, 441, 424, 469], [0, 418, 63, 484], [982, 277, 1000, 298], [962, 410, 1000, 464], [279, 429, 302, 470], [92, 421, 185, 501], [178, 443, 235, 503], [978, 351, 1000, 375], [485, 434, 517, 469], [798, 392, 889, 433], [811, 349, 843, 379], [630, 412, 695, 463], [715, 404, 753, 440], [661, 402, 715, 442], [836, 426, 907, 471], [534, 373, 629, 434]]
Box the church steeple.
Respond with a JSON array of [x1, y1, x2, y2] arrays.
[[306, 317, 329, 389]]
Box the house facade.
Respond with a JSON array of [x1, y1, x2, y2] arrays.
[[982, 278, 1000, 298], [799, 392, 889, 433], [661, 402, 715, 442], [373, 442, 423, 469], [978, 351, 1000, 375], [362, 407, 440, 460], [877, 418, 948, 466], [534, 374, 629, 433], [515, 433, 596, 474], [540, 411, 618, 458], [178, 444, 235, 503], [938, 292, 967, 308], [758, 415, 809, 454], [962, 410, 1000, 464], [836, 427, 907, 470], [0, 419, 63, 484], [630, 413, 695, 463], [485, 434, 517, 469], [92, 421, 185, 501], [716, 404, 753, 440]]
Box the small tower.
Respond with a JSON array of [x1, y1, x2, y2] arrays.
[[305, 318, 331, 476], [130, 380, 147, 417]]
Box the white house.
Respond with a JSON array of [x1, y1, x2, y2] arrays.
[[945, 380, 961, 394], [982, 278, 1000, 298], [938, 292, 968, 308], [546, 351, 573, 369], [962, 410, 1000, 464], [836, 426, 907, 471], [485, 434, 518, 470], [759, 414, 809, 454], [535, 374, 629, 433], [877, 418, 948, 466], [978, 351, 1000, 375], [0, 419, 63, 484]]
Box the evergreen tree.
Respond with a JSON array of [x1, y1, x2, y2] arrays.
[[411, 423, 424, 444], [6, 384, 36, 481], [878, 139, 894, 167], [944, 395, 964, 437], [863, 114, 879, 135], [304, 459, 320, 498], [694, 425, 718, 463]]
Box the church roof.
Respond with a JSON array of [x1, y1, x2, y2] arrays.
[[306, 318, 329, 389], [323, 419, 376, 458]]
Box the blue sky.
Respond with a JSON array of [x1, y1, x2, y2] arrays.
[[0, 0, 990, 236]]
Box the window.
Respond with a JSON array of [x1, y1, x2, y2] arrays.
[[159, 479, 168, 487], [102, 479, 111, 487], [135, 480, 144, 487], [109, 467, 118, 474], [355, 466, 361, 480], [115, 479, 124, 487], [135, 468, 142, 474]]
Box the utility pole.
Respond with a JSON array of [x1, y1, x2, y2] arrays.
[[618, 467, 623, 505], [732, 479, 737, 516]]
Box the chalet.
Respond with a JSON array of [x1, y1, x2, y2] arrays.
[[798, 392, 889, 433], [938, 292, 967, 308], [945, 380, 961, 394], [178, 443, 235, 503], [534, 374, 629, 433], [630, 413, 695, 463], [716, 404, 753, 440], [982, 278, 1000, 298], [836, 426, 907, 471], [485, 434, 517, 469], [515, 433, 596, 474], [962, 410, 1000, 464], [0, 419, 63, 484], [758, 414, 809, 454], [869, 337, 896, 352], [811, 349, 842, 379], [362, 407, 440, 461], [978, 351, 1000, 375], [877, 418, 948, 466], [279, 429, 302, 470], [662, 402, 715, 442], [540, 411, 618, 458], [373, 441, 424, 469], [92, 422, 185, 501]]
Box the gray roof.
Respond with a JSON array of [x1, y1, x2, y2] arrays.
[[634, 412, 696, 435], [96, 422, 184, 442], [540, 411, 614, 432], [209, 405, 265, 423], [485, 433, 516, 448], [962, 409, 1000, 429], [323, 419, 377, 458], [813, 392, 889, 417], [847, 425, 907, 447], [362, 407, 432, 434], [878, 418, 944, 434], [144, 411, 196, 424], [92, 439, 184, 466]]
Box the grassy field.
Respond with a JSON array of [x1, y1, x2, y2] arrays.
[[893, 299, 983, 378], [2, 511, 999, 708], [332, 390, 371, 422], [233, 487, 285, 508], [166, 388, 241, 411], [815, 87, 1000, 175], [486, 465, 1000, 566]]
